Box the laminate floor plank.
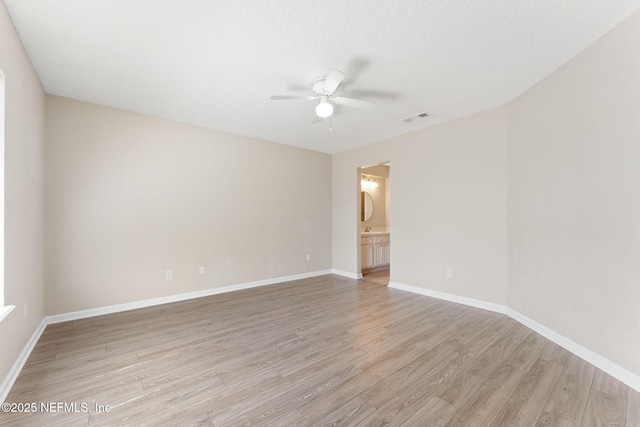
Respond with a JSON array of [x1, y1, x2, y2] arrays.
[[360, 350, 474, 426], [296, 315, 469, 424], [379, 314, 515, 426], [489, 357, 564, 426], [359, 340, 463, 409], [205, 344, 367, 425], [210, 364, 363, 426], [536, 352, 596, 426], [266, 409, 308, 427], [2, 274, 639, 426], [627, 386, 640, 427], [443, 332, 546, 426], [582, 368, 629, 426], [399, 321, 531, 426], [308, 397, 376, 427]]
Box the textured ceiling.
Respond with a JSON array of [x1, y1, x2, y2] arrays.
[[5, 0, 640, 154]]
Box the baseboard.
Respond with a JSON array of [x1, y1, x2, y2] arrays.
[[331, 269, 362, 279], [0, 269, 332, 402], [47, 269, 333, 324], [506, 308, 640, 393], [388, 282, 508, 314], [5, 274, 638, 403], [389, 281, 640, 393], [0, 318, 47, 403]]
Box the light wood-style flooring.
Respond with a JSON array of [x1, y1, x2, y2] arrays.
[[363, 269, 390, 286], [2, 274, 639, 426]]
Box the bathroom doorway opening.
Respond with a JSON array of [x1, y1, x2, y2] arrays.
[[358, 162, 390, 285]]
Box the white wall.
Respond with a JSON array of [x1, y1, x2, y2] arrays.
[[45, 96, 332, 315], [333, 107, 508, 304], [508, 10, 640, 376], [0, 2, 46, 387]]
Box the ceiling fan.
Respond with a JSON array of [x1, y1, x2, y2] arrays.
[[270, 69, 375, 118]]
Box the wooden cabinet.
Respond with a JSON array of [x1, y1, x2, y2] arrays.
[[361, 236, 375, 269], [361, 244, 374, 269], [375, 242, 390, 266], [361, 233, 390, 272]]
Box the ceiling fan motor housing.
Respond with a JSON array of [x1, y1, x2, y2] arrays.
[[313, 78, 330, 95], [270, 69, 375, 114]]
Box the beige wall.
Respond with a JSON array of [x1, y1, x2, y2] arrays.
[[333, 8, 640, 380], [361, 164, 389, 179], [0, 3, 46, 386], [333, 107, 508, 304], [45, 96, 332, 314], [508, 10, 640, 375]]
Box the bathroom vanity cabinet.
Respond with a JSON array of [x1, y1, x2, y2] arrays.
[[361, 233, 390, 272]]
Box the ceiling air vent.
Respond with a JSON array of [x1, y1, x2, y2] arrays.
[[403, 111, 432, 123]]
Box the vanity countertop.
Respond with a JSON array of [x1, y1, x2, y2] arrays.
[[361, 231, 390, 236]]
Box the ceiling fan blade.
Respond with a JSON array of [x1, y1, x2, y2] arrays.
[[323, 69, 345, 94], [270, 95, 318, 100], [332, 96, 376, 110]]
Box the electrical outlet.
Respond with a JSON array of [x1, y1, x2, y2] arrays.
[[166, 270, 173, 279], [198, 266, 205, 275], [306, 254, 311, 261], [446, 269, 453, 279], [23, 303, 27, 319]]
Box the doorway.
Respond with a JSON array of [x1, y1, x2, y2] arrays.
[[359, 162, 390, 285]]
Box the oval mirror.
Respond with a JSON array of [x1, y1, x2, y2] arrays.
[[361, 192, 373, 221]]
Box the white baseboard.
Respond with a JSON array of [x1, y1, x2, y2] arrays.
[[388, 282, 508, 314], [0, 318, 47, 403], [331, 269, 362, 279], [0, 269, 332, 402], [389, 281, 640, 393], [506, 308, 640, 393], [4, 274, 639, 403], [47, 269, 333, 324]]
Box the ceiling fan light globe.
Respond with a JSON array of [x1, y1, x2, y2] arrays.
[[316, 100, 333, 118]]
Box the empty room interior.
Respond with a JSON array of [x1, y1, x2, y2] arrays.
[[1, 1, 640, 425]]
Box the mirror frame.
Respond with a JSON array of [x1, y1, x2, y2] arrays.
[[361, 191, 373, 222]]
